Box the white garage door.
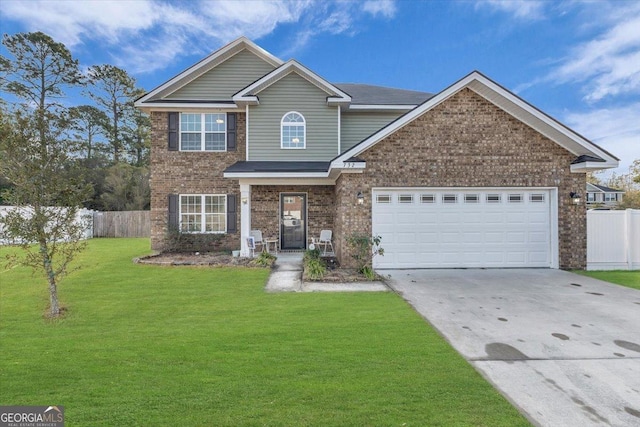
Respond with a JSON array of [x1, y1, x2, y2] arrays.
[[372, 189, 553, 269]]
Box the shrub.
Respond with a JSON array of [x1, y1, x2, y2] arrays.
[[346, 233, 384, 278], [305, 257, 327, 280], [303, 248, 321, 262], [251, 251, 277, 268]]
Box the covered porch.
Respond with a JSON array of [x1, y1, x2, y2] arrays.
[[238, 183, 335, 257]]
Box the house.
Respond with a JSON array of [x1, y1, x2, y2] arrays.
[[586, 183, 625, 208], [135, 37, 619, 270]]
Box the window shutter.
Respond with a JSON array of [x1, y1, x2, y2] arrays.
[[168, 194, 179, 230], [226, 194, 237, 233], [168, 112, 179, 151], [226, 113, 237, 152]]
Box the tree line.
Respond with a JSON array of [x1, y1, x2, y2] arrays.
[[0, 31, 150, 212]]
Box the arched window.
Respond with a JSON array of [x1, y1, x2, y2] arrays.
[[281, 112, 305, 149]]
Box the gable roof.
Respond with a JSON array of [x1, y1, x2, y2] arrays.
[[335, 83, 433, 106], [233, 60, 351, 107], [135, 36, 283, 108], [587, 183, 625, 193], [331, 71, 619, 173]]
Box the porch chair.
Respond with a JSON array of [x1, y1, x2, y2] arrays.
[[249, 230, 265, 252], [318, 230, 334, 255]]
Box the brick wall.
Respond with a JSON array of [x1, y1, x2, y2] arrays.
[[251, 185, 335, 248], [333, 88, 586, 269], [149, 111, 246, 251]]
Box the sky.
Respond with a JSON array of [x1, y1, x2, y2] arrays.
[[1, 0, 639, 176]]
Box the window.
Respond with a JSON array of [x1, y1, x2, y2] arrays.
[[605, 193, 617, 202], [587, 193, 596, 202], [281, 112, 306, 149], [508, 194, 523, 203], [486, 194, 501, 203], [399, 194, 413, 203], [530, 193, 545, 203], [376, 194, 391, 204], [464, 194, 479, 203], [443, 194, 457, 203], [180, 113, 226, 151], [180, 195, 226, 233], [421, 194, 435, 203]]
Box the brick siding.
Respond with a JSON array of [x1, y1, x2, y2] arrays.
[[149, 111, 245, 251], [333, 88, 586, 269]]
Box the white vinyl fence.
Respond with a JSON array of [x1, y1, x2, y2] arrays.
[[587, 209, 640, 270], [0, 206, 94, 244]]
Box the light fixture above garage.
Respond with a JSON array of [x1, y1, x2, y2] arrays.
[[356, 191, 364, 205], [570, 192, 582, 205]]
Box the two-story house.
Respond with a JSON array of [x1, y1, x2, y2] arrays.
[[135, 37, 618, 270]]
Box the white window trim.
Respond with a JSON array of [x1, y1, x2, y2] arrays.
[[179, 113, 227, 152], [280, 111, 306, 150], [179, 194, 227, 234]]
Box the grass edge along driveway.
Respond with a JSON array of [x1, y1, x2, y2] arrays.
[[0, 238, 529, 426], [573, 270, 640, 290]]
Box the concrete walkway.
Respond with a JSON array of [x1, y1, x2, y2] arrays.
[[265, 253, 388, 292], [386, 269, 640, 427]]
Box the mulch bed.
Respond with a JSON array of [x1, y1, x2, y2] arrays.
[[135, 252, 255, 267], [135, 252, 385, 283]]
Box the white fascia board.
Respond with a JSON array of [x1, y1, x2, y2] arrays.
[[232, 96, 259, 107], [134, 102, 240, 112], [234, 60, 351, 102], [347, 104, 417, 111], [224, 171, 330, 179], [136, 36, 283, 105], [238, 178, 335, 186], [571, 160, 619, 173], [586, 183, 603, 193]]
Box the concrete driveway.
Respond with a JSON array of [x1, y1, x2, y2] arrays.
[[386, 269, 640, 427]]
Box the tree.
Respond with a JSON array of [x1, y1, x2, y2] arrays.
[[86, 64, 140, 163], [125, 102, 151, 166], [0, 32, 90, 318], [69, 105, 108, 159], [101, 163, 150, 211]]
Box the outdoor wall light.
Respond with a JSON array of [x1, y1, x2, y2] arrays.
[[570, 192, 582, 205], [356, 191, 364, 205]]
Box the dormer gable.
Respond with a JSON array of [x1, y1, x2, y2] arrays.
[[233, 60, 351, 108]]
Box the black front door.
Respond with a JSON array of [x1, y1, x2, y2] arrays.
[[280, 193, 306, 250]]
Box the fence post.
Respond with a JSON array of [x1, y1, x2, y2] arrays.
[[624, 209, 633, 270]]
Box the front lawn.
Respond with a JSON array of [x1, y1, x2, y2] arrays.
[[574, 270, 640, 290], [0, 238, 528, 426]]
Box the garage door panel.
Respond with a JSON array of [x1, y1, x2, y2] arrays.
[[373, 188, 552, 268]]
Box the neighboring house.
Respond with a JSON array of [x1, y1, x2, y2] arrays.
[[586, 183, 625, 208], [135, 37, 619, 270]]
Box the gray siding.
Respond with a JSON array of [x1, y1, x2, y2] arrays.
[[166, 50, 275, 100], [248, 73, 339, 161], [340, 112, 403, 152]]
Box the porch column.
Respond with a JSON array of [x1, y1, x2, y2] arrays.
[[240, 183, 252, 257]]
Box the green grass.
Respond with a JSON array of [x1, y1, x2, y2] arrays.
[[0, 238, 529, 426], [574, 270, 640, 290]]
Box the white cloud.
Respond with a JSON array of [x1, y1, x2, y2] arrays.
[[550, 9, 640, 102], [2, 0, 396, 74], [564, 103, 640, 175], [476, 0, 546, 20], [362, 0, 397, 18]]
